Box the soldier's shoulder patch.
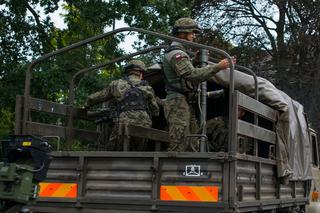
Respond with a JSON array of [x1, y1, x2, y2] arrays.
[[170, 50, 188, 62], [175, 54, 183, 60]]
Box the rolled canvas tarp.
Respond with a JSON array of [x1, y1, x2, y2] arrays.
[[212, 69, 312, 180]]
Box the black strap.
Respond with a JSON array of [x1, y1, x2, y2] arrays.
[[164, 45, 184, 53]]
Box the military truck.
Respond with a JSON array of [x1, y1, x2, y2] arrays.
[[9, 28, 320, 212]]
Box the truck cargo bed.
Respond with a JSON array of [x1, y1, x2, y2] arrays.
[[26, 151, 309, 213]]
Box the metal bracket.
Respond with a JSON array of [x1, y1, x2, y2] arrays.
[[226, 152, 237, 161]]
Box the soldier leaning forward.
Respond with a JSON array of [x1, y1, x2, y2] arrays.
[[84, 60, 159, 151], [162, 17, 235, 152]]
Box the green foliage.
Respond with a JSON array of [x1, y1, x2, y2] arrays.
[[1, 0, 319, 145], [67, 139, 92, 151], [0, 109, 14, 139], [0, 0, 56, 109], [196, 29, 234, 56], [122, 0, 196, 47], [194, 0, 320, 133]]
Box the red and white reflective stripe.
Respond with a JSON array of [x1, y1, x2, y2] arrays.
[[160, 185, 219, 202], [39, 182, 77, 198]]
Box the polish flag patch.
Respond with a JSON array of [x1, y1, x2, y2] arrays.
[[175, 54, 183, 60]]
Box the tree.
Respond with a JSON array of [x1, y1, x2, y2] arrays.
[[3, 0, 318, 137], [122, 0, 196, 47], [0, 0, 60, 136], [0, 0, 121, 136], [0, 0, 57, 107], [194, 0, 320, 132]]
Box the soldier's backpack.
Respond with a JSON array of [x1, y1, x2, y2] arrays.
[[120, 77, 148, 112]]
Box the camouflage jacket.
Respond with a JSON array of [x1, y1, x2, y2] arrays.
[[206, 116, 229, 152], [85, 75, 159, 117], [206, 116, 253, 153], [162, 41, 222, 100]]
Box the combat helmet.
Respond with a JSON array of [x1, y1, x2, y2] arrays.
[[172, 17, 200, 35], [124, 60, 147, 73]]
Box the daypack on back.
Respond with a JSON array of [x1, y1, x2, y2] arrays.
[[120, 77, 148, 112]]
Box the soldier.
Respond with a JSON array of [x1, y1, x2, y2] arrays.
[[206, 116, 228, 152], [206, 108, 253, 153], [84, 60, 159, 151], [162, 17, 235, 151]]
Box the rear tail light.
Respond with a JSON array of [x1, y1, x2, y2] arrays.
[[312, 191, 320, 202]]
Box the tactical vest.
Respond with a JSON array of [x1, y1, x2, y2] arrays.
[[163, 44, 196, 97], [120, 77, 148, 113]]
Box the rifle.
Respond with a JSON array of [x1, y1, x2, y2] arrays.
[[87, 108, 117, 124]]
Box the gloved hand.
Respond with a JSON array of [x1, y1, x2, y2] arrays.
[[217, 56, 236, 70]]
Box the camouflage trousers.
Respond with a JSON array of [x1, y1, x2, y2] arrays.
[[206, 116, 228, 152], [96, 121, 113, 150], [163, 96, 199, 152], [108, 110, 151, 151]]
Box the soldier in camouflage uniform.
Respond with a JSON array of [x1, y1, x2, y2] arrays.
[[206, 116, 228, 152], [162, 17, 235, 151], [207, 108, 253, 153], [84, 60, 159, 151]]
